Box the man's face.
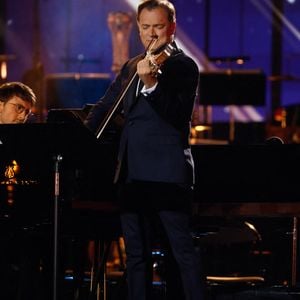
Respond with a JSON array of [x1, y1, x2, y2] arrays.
[[0, 96, 32, 124], [138, 7, 176, 52]]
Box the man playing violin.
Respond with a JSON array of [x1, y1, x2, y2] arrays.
[[85, 0, 205, 299]]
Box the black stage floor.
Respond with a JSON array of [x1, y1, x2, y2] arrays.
[[61, 276, 300, 300]]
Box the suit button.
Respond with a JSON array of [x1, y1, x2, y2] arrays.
[[129, 121, 134, 126]]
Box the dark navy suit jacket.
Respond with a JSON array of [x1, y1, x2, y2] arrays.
[[85, 43, 199, 185]]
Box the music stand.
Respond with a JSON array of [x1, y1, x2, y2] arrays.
[[198, 69, 266, 142]]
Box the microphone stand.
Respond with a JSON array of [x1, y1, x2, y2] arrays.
[[53, 154, 63, 300]]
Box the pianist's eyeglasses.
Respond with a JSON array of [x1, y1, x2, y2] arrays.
[[8, 103, 31, 116]]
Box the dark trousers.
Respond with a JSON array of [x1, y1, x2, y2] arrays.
[[119, 182, 205, 300]]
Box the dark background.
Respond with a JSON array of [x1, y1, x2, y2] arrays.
[[0, 0, 300, 123]]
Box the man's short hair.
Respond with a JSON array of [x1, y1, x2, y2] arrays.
[[0, 81, 37, 106], [137, 0, 176, 23]]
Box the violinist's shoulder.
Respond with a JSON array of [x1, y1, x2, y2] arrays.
[[169, 51, 198, 72]]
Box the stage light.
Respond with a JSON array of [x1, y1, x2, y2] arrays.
[[1, 61, 7, 80]]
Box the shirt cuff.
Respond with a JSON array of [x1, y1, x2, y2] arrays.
[[141, 82, 158, 96]]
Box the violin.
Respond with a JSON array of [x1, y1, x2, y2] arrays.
[[95, 39, 174, 139], [146, 39, 175, 76]]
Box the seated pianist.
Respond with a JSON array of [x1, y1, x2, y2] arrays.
[[0, 81, 36, 124], [0, 81, 51, 300]]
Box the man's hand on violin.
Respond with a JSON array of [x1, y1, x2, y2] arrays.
[[137, 58, 158, 89]]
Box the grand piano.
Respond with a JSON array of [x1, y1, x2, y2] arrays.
[[0, 121, 121, 235], [192, 142, 300, 213], [2, 122, 300, 219], [0, 122, 121, 300], [1, 118, 300, 298]]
